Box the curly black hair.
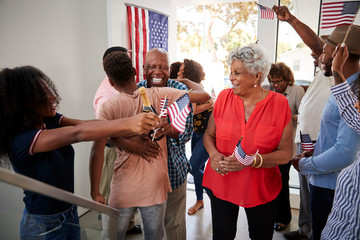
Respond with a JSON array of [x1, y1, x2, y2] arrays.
[[102, 46, 128, 60], [0, 66, 60, 157], [103, 52, 135, 86], [183, 59, 205, 83]]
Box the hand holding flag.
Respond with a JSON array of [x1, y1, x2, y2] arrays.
[[233, 137, 259, 166]]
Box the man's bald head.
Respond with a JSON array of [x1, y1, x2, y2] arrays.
[[144, 48, 170, 87]]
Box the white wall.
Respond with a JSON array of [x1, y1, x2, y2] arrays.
[[0, 0, 108, 219]]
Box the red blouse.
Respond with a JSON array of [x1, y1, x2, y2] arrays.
[[202, 89, 291, 207]]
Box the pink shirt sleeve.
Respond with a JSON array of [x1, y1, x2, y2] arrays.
[[93, 77, 118, 117]]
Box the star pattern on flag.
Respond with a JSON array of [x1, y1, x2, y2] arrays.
[[321, 1, 360, 29], [126, 5, 168, 82], [300, 132, 315, 151], [149, 12, 168, 49]]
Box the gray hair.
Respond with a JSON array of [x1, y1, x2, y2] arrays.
[[226, 43, 271, 84]]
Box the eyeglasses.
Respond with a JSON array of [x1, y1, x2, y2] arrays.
[[147, 65, 169, 71], [270, 79, 285, 85]]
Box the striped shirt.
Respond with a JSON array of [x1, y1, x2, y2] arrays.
[[138, 79, 193, 189], [321, 81, 360, 239], [330, 81, 360, 134]]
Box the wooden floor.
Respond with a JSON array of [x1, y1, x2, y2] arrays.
[[79, 183, 300, 240]]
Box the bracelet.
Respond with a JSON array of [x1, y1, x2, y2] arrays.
[[250, 157, 257, 167], [255, 154, 263, 168]]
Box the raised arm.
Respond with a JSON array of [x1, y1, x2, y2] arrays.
[[32, 112, 159, 154], [272, 5, 324, 56]]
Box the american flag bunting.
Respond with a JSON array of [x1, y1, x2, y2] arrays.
[[167, 94, 191, 133], [126, 5, 168, 82], [320, 1, 360, 29]]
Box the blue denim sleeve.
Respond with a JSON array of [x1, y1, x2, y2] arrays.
[[299, 117, 360, 174]]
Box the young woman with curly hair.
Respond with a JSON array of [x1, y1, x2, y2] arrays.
[[0, 66, 159, 240]]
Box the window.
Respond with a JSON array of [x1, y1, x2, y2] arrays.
[[176, 2, 258, 94]]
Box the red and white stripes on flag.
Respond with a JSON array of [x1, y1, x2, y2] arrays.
[[233, 138, 258, 166], [127, 6, 147, 82], [257, 3, 275, 20], [159, 97, 168, 118], [320, 1, 360, 29], [126, 5, 169, 82], [167, 94, 191, 133]]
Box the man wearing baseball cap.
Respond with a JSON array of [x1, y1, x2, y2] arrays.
[[291, 24, 360, 240]]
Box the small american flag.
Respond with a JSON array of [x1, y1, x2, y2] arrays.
[[167, 93, 191, 133], [234, 138, 258, 166], [159, 97, 168, 118], [320, 1, 360, 29], [126, 5, 168, 82], [300, 132, 315, 151], [257, 3, 274, 20]]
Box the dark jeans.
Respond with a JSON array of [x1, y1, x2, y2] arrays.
[[189, 131, 209, 200], [309, 184, 334, 240], [275, 161, 292, 224], [20, 205, 80, 240], [208, 190, 276, 240]]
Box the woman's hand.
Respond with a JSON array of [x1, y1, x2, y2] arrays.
[[210, 152, 226, 176], [221, 155, 247, 173]]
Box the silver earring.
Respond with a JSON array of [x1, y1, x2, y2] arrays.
[[254, 83, 257, 87]]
